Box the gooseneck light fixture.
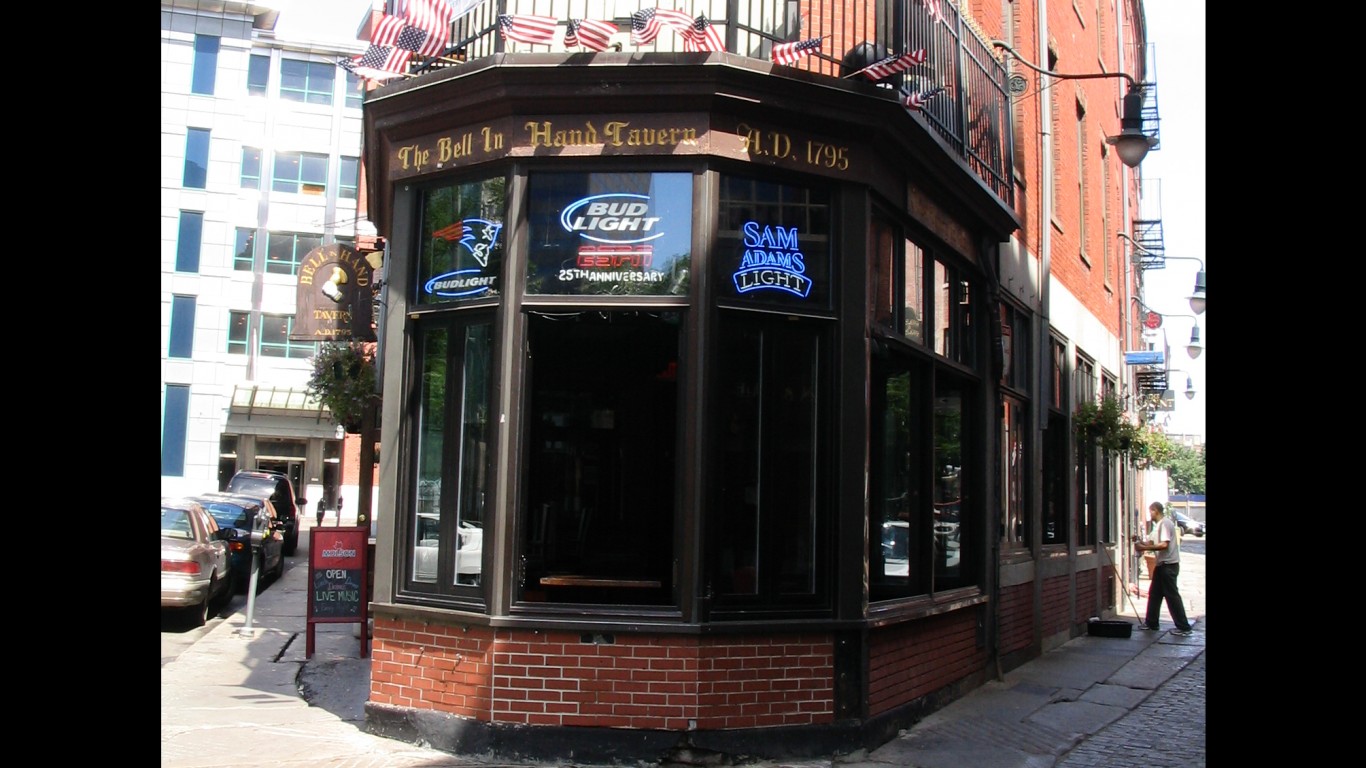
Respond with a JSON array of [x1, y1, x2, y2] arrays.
[[1118, 233, 1206, 315], [992, 41, 1157, 168], [1166, 369, 1198, 401]]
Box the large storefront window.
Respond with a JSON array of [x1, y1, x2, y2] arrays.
[[711, 314, 830, 610], [416, 175, 506, 304], [525, 172, 692, 296], [870, 357, 927, 599], [933, 376, 969, 587], [519, 310, 680, 606], [404, 317, 492, 597]]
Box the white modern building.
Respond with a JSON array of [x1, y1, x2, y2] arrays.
[[161, 1, 372, 509]]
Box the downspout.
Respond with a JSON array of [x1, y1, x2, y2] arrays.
[[1034, 0, 1053, 650]]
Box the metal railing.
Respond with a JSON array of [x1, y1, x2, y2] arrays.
[[397, 1, 1011, 203]]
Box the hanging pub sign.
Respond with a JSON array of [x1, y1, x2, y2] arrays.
[[291, 243, 376, 341]]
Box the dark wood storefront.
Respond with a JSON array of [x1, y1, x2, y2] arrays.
[[361, 52, 1019, 763]]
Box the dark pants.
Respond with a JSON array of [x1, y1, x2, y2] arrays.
[[1146, 562, 1191, 631]]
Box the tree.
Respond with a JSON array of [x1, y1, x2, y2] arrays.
[[305, 342, 377, 432], [1165, 443, 1205, 495]]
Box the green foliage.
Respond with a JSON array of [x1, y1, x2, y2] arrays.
[[1166, 444, 1206, 495], [306, 342, 377, 433], [1073, 395, 1131, 453]]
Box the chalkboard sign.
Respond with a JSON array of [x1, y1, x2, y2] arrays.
[[306, 526, 369, 657]]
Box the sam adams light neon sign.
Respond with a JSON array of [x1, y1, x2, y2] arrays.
[[423, 218, 503, 298], [732, 221, 811, 298]]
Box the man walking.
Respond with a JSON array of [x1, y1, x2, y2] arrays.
[[1134, 501, 1193, 635]]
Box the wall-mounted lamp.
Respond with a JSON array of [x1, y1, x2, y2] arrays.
[[1134, 299, 1203, 360], [335, 424, 346, 440], [1120, 234, 1206, 315], [1167, 369, 1197, 401], [992, 41, 1157, 168]]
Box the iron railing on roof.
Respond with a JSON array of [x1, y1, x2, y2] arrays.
[[390, 1, 1011, 204]]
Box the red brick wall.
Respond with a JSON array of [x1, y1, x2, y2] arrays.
[[998, 582, 1034, 656], [370, 618, 834, 730], [1041, 574, 1071, 637], [1074, 566, 1096, 619], [867, 610, 986, 717]]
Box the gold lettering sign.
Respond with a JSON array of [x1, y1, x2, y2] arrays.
[[388, 115, 709, 180]]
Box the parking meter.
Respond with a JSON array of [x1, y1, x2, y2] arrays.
[[250, 507, 271, 549], [240, 507, 272, 635]]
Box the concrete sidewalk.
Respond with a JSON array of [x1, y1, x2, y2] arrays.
[[161, 522, 1205, 767]]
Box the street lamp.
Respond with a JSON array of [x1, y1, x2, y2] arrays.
[[992, 41, 1157, 168], [1118, 234, 1205, 315], [1134, 299, 1203, 360]]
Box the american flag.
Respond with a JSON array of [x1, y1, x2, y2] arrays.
[[920, 0, 947, 24], [854, 49, 928, 81], [498, 13, 559, 46], [564, 18, 618, 52], [630, 9, 662, 45], [771, 37, 822, 66], [340, 43, 412, 81], [683, 14, 725, 52], [654, 8, 697, 36], [902, 85, 947, 111], [401, 0, 455, 57]]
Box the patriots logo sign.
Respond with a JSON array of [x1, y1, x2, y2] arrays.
[[424, 218, 503, 299]]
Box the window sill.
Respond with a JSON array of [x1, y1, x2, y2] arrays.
[[867, 586, 987, 628]]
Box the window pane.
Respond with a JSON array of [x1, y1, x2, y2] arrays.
[[234, 228, 256, 271], [241, 147, 261, 189], [870, 358, 926, 599], [904, 240, 925, 343], [301, 154, 328, 188], [176, 211, 203, 273], [411, 327, 448, 585], [713, 315, 828, 607], [162, 385, 190, 475], [247, 54, 270, 95], [521, 311, 679, 605], [339, 157, 359, 199], [266, 232, 321, 276], [933, 379, 965, 586], [1002, 397, 1027, 546], [525, 172, 692, 296], [228, 311, 250, 354], [273, 152, 300, 192], [191, 35, 219, 95], [417, 175, 506, 304], [169, 295, 196, 358], [345, 71, 363, 109], [871, 214, 895, 329], [184, 128, 209, 188], [454, 324, 492, 587], [280, 59, 334, 104]]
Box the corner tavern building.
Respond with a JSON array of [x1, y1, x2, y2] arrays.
[[355, 1, 1156, 762]]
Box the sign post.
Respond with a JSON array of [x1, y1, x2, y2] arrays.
[[306, 526, 369, 658]]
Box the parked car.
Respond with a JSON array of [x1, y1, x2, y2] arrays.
[[1172, 511, 1205, 537], [226, 469, 306, 555], [190, 493, 286, 592], [162, 498, 234, 626]]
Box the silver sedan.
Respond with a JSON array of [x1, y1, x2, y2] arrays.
[[161, 499, 234, 626]]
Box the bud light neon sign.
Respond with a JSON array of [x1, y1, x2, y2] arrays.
[[423, 218, 502, 299], [560, 194, 664, 244], [732, 221, 811, 298]]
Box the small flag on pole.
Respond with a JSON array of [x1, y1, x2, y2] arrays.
[[402, 0, 455, 57], [920, 0, 947, 25], [771, 37, 822, 66], [902, 85, 947, 111], [340, 43, 412, 81], [683, 14, 725, 52], [564, 18, 618, 51], [498, 14, 558, 45], [631, 9, 662, 44], [853, 49, 928, 81]]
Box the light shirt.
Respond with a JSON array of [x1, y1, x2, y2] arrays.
[[1151, 514, 1180, 566]]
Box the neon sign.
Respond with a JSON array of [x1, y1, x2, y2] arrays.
[[423, 218, 502, 298], [560, 194, 665, 244], [732, 221, 811, 298]]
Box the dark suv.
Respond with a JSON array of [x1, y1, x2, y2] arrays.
[[226, 470, 305, 555]]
